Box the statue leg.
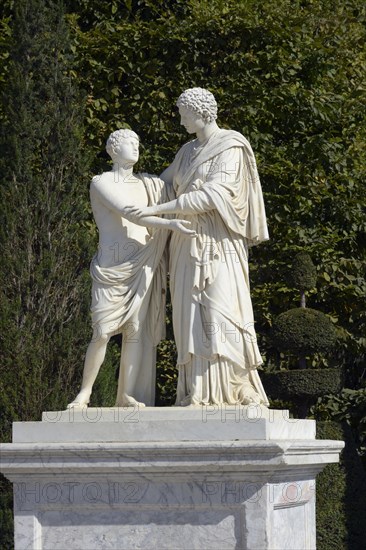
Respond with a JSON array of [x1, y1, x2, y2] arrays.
[[114, 322, 146, 407], [67, 332, 110, 408]]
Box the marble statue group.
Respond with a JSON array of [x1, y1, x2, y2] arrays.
[[68, 87, 270, 409]]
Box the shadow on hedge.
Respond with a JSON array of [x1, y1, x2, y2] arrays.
[[316, 421, 366, 550]]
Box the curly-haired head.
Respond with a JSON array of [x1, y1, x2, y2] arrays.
[[176, 88, 218, 123], [106, 129, 139, 158]]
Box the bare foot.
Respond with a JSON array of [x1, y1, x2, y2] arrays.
[[67, 389, 91, 409], [115, 394, 145, 408], [239, 382, 262, 405]]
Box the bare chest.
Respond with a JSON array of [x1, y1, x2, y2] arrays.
[[122, 177, 149, 206]]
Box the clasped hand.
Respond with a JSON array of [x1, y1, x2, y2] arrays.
[[124, 205, 157, 220], [123, 206, 196, 237]]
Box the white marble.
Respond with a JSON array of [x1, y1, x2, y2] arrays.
[[68, 88, 271, 410], [132, 87, 270, 407], [67, 129, 195, 410], [271, 479, 316, 550], [0, 91, 345, 549], [12, 406, 315, 443], [0, 409, 344, 549]]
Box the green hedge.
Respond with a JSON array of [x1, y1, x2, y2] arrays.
[[272, 308, 338, 355], [0, 476, 13, 549], [62, 0, 366, 375], [316, 421, 366, 550], [262, 368, 343, 399]]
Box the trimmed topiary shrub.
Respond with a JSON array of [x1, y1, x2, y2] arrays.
[[262, 368, 343, 399], [289, 252, 317, 294], [266, 253, 341, 416], [271, 253, 338, 372], [272, 308, 338, 356]]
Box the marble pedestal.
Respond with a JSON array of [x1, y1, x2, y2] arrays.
[[0, 406, 344, 550]]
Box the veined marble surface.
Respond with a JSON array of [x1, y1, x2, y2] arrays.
[[0, 410, 344, 549]]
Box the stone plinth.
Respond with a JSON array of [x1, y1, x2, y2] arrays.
[[0, 406, 344, 550]]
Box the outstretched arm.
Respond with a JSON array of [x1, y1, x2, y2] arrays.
[[90, 177, 195, 235], [128, 147, 243, 218], [136, 198, 185, 216], [124, 187, 215, 218], [135, 215, 196, 236]]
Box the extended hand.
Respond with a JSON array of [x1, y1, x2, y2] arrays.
[[170, 219, 197, 237]]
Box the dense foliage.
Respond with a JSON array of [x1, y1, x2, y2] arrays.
[[0, 0, 94, 432], [313, 388, 366, 459], [0, 0, 365, 547], [272, 307, 338, 355], [59, 0, 366, 379], [316, 422, 366, 549], [263, 367, 343, 399]]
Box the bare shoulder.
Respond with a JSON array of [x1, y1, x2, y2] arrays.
[[90, 171, 113, 193]]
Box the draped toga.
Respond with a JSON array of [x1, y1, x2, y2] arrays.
[[169, 128, 270, 406]]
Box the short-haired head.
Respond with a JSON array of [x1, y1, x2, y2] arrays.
[[106, 129, 139, 158], [176, 87, 218, 123]]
